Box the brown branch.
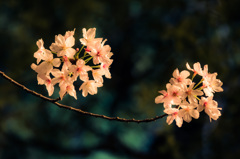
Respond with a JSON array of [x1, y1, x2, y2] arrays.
[[0, 70, 167, 123]]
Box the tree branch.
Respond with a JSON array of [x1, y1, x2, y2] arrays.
[[0, 70, 167, 123]]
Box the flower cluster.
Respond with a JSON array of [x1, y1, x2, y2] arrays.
[[155, 62, 223, 127], [31, 28, 113, 100]]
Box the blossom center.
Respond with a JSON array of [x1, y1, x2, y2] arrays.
[[63, 56, 68, 62], [77, 67, 82, 72], [177, 77, 182, 82], [46, 79, 51, 85], [173, 112, 178, 116], [172, 91, 178, 97], [63, 46, 68, 50], [203, 102, 208, 107], [66, 85, 70, 90], [186, 90, 192, 95], [97, 51, 101, 56], [103, 64, 108, 69], [60, 75, 65, 80]]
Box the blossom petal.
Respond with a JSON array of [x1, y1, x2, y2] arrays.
[[186, 62, 192, 71], [31, 63, 37, 71], [203, 88, 213, 97], [65, 48, 76, 58], [155, 95, 164, 104], [193, 62, 202, 75], [59, 85, 66, 99], [87, 28, 96, 39], [79, 73, 89, 82], [80, 38, 87, 46], [183, 114, 192, 123], [52, 58, 61, 67], [180, 70, 190, 79], [175, 116, 183, 127], [36, 39, 44, 48], [172, 69, 179, 78], [65, 36, 75, 48], [68, 85, 77, 99], [46, 83, 54, 96], [190, 109, 199, 119], [50, 43, 62, 53], [35, 61, 53, 74], [92, 69, 104, 83], [164, 108, 177, 114], [51, 69, 61, 77], [166, 115, 174, 125], [55, 34, 65, 45], [37, 75, 45, 85], [76, 59, 85, 66]]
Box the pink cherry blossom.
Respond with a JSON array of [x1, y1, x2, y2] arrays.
[[79, 80, 103, 97], [80, 28, 102, 47], [37, 74, 54, 96], [88, 40, 112, 65], [179, 101, 199, 123], [155, 89, 171, 108], [69, 59, 92, 82], [198, 97, 222, 121], [59, 82, 77, 99], [202, 73, 223, 97], [164, 108, 183, 127], [34, 39, 47, 64], [50, 33, 76, 58], [181, 82, 203, 103], [80, 28, 96, 46], [170, 68, 191, 87], [92, 69, 104, 83], [51, 67, 74, 86], [155, 83, 183, 107], [167, 84, 183, 105], [32, 50, 61, 75], [100, 60, 113, 79]]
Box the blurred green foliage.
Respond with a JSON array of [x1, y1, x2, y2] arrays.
[[0, 0, 239, 158]]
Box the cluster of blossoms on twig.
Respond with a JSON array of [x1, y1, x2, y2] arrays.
[[31, 28, 113, 100], [155, 62, 223, 127]]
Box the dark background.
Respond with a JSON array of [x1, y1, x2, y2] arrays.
[[0, 0, 239, 158]]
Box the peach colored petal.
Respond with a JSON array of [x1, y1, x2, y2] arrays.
[[52, 58, 61, 67], [155, 95, 164, 104], [180, 70, 190, 79], [172, 68, 179, 78], [175, 116, 183, 127]]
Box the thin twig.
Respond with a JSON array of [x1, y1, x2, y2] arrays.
[[0, 70, 167, 123]]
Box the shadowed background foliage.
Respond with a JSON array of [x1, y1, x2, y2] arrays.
[[0, 0, 239, 158]]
